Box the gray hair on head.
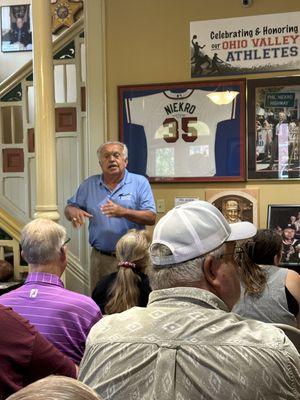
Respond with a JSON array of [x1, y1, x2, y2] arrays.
[[6, 376, 103, 400], [149, 243, 225, 290], [21, 218, 67, 265], [97, 141, 128, 161]]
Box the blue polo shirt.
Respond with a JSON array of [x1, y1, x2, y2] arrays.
[[67, 170, 156, 252]]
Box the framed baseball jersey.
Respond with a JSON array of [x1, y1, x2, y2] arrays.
[[118, 79, 246, 182]]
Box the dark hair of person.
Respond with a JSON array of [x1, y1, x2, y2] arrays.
[[245, 229, 282, 264], [104, 229, 150, 314], [239, 229, 282, 295]]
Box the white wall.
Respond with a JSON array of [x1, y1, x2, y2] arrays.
[[0, 0, 32, 83]]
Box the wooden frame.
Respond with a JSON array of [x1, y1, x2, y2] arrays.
[[247, 76, 300, 180], [1, 5, 32, 52], [267, 204, 300, 270], [205, 188, 259, 227], [3, 148, 24, 172], [118, 79, 245, 182], [55, 107, 77, 132]]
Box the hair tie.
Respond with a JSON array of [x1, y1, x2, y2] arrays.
[[118, 261, 136, 269]]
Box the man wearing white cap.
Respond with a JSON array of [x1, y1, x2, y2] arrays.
[[79, 201, 300, 399]]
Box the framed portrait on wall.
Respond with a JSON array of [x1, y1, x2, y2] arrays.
[[118, 79, 246, 182], [205, 188, 259, 227], [247, 76, 300, 180], [267, 204, 300, 270], [1, 5, 32, 52]]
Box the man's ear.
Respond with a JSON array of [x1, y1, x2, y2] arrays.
[[203, 255, 219, 288], [60, 246, 67, 263]]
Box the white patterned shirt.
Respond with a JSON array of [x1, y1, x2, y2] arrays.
[[79, 287, 300, 400]]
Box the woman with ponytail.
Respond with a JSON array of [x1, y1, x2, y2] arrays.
[[92, 229, 151, 314], [233, 229, 300, 328]]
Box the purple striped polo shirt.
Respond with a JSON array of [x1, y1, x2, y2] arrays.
[[0, 272, 102, 364]]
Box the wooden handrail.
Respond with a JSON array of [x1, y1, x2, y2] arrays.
[[0, 208, 23, 241], [0, 208, 24, 280]]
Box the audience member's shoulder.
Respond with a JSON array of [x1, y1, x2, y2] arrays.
[[287, 269, 300, 281], [0, 304, 36, 336], [236, 315, 297, 352], [86, 306, 144, 342], [63, 288, 100, 311]]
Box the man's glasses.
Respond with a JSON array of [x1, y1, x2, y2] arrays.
[[61, 237, 71, 247], [220, 247, 244, 264]]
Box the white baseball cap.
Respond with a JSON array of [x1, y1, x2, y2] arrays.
[[150, 200, 257, 266]]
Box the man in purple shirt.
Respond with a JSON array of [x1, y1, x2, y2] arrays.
[[0, 218, 102, 365]]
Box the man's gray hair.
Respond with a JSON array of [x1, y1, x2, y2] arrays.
[[149, 243, 225, 290], [6, 376, 102, 400], [21, 218, 67, 265], [97, 141, 128, 161]]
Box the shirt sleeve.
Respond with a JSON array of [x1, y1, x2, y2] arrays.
[[28, 329, 77, 382], [66, 181, 87, 210], [138, 177, 156, 213], [86, 305, 103, 332]]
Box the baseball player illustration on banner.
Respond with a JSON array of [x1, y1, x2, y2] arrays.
[[191, 35, 211, 76]]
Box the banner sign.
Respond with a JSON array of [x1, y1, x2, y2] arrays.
[[190, 12, 300, 77]]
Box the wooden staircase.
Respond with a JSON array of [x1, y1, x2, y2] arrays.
[[0, 18, 89, 291]]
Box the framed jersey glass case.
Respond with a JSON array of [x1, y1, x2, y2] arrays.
[[118, 79, 246, 182]]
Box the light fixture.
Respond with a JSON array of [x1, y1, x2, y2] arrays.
[[206, 90, 239, 105]]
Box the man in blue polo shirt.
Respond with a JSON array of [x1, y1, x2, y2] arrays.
[[65, 141, 156, 290]]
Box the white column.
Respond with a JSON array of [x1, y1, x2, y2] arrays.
[[84, 0, 107, 175], [32, 0, 59, 221]]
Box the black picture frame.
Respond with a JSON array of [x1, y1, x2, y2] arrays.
[[118, 79, 246, 183], [1, 5, 32, 53], [267, 204, 300, 271], [247, 76, 300, 180]]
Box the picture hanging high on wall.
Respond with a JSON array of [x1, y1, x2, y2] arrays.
[[118, 79, 245, 182], [1, 5, 32, 52], [247, 76, 300, 180]]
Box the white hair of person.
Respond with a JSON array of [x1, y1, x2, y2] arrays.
[[149, 243, 226, 290], [6, 376, 103, 400], [21, 218, 67, 265], [97, 141, 128, 161]]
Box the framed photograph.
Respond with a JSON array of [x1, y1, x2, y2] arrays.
[[118, 79, 245, 182], [205, 188, 259, 226], [248, 76, 300, 180], [1, 5, 32, 52], [267, 204, 300, 270]]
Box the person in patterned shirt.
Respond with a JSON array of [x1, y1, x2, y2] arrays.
[[79, 201, 300, 400]]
